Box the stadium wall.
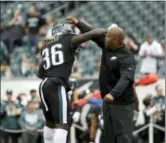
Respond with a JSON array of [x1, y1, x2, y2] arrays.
[[1, 78, 165, 101]]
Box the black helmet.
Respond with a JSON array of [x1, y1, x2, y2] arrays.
[[52, 23, 74, 36]]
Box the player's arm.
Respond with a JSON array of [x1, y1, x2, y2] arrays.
[[37, 63, 45, 79], [67, 16, 105, 48], [71, 28, 107, 46], [110, 56, 136, 99]]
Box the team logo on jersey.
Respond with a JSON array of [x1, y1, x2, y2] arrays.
[[110, 56, 117, 60], [128, 67, 133, 71]]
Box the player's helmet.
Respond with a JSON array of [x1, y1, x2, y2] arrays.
[[52, 23, 74, 36]]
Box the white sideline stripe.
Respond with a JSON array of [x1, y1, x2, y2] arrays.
[[61, 86, 67, 123], [40, 78, 49, 111]]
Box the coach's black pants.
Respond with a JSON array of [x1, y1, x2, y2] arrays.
[[102, 103, 134, 143]]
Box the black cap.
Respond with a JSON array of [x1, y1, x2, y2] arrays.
[[6, 89, 13, 95]]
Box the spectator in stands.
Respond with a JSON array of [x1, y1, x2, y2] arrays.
[[1, 89, 22, 143], [160, 40, 165, 55], [78, 42, 96, 76], [19, 101, 44, 143], [0, 41, 10, 77], [0, 100, 5, 121], [29, 62, 38, 77], [35, 40, 44, 64], [152, 84, 165, 143], [88, 90, 102, 143], [152, 84, 165, 106], [1, 9, 25, 53], [124, 33, 139, 54], [28, 89, 40, 109], [142, 95, 154, 123], [72, 89, 102, 143], [17, 93, 28, 108], [26, 6, 45, 47], [142, 94, 165, 143], [0, 41, 9, 65], [139, 94, 153, 143], [138, 34, 164, 74], [21, 55, 31, 77], [0, 100, 6, 142], [21, 55, 37, 78], [8, 9, 25, 27], [39, 15, 56, 38]]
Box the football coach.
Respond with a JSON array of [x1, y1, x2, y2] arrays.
[[67, 16, 137, 143]]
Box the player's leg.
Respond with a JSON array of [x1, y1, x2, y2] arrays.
[[39, 78, 57, 143], [39, 79, 69, 143], [51, 85, 69, 143], [43, 126, 56, 143]]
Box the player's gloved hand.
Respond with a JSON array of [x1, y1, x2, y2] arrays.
[[72, 111, 80, 123], [66, 15, 79, 25]]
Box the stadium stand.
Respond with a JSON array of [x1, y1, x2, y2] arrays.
[[0, 1, 165, 143], [76, 1, 165, 42], [0, 1, 165, 79]]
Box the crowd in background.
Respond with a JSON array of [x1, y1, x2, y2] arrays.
[[0, 5, 165, 79], [0, 2, 165, 143], [0, 82, 165, 143], [135, 84, 165, 143], [0, 89, 44, 143]]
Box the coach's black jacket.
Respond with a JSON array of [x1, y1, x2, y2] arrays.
[[76, 21, 136, 105]]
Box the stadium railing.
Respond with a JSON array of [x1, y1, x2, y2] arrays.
[[0, 116, 165, 143]]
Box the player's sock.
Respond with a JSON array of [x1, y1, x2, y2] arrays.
[[53, 128, 68, 143], [43, 126, 56, 143]]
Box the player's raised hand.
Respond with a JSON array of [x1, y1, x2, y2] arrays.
[[66, 15, 78, 25]]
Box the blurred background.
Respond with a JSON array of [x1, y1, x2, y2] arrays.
[[0, 1, 165, 143]]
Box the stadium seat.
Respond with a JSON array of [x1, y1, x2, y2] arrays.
[[1, 1, 165, 78]]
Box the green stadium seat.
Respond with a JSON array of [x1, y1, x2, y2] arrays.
[[1, 1, 165, 78]]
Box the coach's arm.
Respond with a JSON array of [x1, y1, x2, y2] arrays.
[[67, 16, 105, 48], [110, 56, 136, 99]]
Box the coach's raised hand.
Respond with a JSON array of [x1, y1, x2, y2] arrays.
[[66, 15, 78, 25]]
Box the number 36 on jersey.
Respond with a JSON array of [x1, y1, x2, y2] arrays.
[[42, 44, 64, 70]]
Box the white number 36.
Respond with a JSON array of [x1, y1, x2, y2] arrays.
[[42, 44, 64, 70]]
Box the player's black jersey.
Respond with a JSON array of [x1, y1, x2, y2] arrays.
[[41, 34, 77, 79]]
